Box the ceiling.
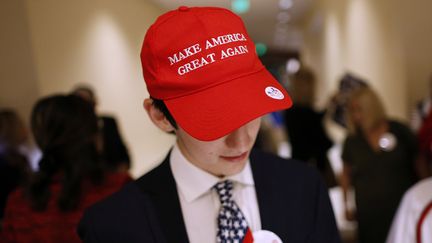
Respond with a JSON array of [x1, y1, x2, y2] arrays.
[[148, 0, 314, 51]]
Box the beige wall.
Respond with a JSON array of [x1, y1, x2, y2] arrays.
[[0, 0, 39, 123], [1, 0, 174, 178], [302, 0, 411, 120], [27, 0, 175, 178], [398, 1, 432, 108]]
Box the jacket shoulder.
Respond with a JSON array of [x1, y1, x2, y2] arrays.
[[83, 182, 143, 215], [78, 182, 155, 242], [250, 149, 320, 180]]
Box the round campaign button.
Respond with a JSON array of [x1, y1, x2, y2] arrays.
[[265, 86, 285, 100]]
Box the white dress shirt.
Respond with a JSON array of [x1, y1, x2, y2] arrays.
[[170, 144, 262, 243], [386, 178, 432, 243]]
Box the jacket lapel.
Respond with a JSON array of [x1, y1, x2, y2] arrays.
[[250, 150, 284, 236], [135, 153, 189, 243]]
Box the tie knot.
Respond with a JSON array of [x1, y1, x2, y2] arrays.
[[214, 180, 234, 204]]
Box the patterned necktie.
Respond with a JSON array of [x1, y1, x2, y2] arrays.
[[214, 180, 253, 243]]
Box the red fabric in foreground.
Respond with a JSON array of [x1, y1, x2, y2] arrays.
[[243, 228, 254, 243], [1, 173, 131, 243]]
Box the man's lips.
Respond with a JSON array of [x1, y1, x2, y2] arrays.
[[220, 152, 249, 162]]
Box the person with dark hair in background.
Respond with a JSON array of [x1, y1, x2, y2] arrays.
[[72, 85, 131, 173], [284, 68, 336, 188], [340, 86, 422, 243], [78, 6, 340, 243], [327, 73, 368, 129], [0, 110, 32, 228], [1, 95, 131, 242]]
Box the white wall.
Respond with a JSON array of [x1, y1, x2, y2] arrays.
[[302, 0, 432, 121], [23, 0, 173, 177], [397, 1, 432, 108], [0, 0, 39, 123], [302, 0, 408, 120]]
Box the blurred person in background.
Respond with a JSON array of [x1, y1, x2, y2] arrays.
[[284, 68, 336, 188], [386, 106, 432, 242], [386, 177, 432, 243], [410, 74, 432, 132], [0, 109, 32, 229], [410, 74, 432, 178], [327, 73, 368, 129], [72, 85, 131, 173], [415, 106, 432, 178], [324, 73, 369, 157], [1, 95, 131, 242], [340, 86, 423, 243]]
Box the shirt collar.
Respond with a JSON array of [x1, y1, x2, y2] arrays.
[[170, 143, 254, 203]]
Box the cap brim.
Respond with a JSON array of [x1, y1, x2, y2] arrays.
[[165, 68, 292, 141]]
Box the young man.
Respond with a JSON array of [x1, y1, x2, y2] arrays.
[[78, 6, 340, 243]]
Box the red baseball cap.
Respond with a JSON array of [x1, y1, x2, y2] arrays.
[[141, 6, 292, 141]]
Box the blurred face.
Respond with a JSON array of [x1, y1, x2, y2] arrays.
[[176, 118, 261, 177], [14, 120, 28, 145], [0, 113, 28, 147], [349, 100, 363, 127], [293, 79, 314, 106]]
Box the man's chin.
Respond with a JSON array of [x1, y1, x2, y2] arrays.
[[218, 160, 248, 178]]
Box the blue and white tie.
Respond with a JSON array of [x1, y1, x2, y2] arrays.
[[214, 180, 251, 243]]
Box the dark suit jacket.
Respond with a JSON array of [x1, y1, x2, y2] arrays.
[[78, 150, 341, 243]]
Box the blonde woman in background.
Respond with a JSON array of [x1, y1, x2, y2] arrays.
[[340, 86, 424, 243]]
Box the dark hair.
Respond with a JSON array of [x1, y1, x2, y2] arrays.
[[29, 94, 104, 211], [71, 85, 96, 107], [151, 97, 177, 129]]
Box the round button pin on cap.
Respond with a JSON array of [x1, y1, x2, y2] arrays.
[[178, 6, 189, 11]]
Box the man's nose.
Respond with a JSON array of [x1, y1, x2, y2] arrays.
[[224, 125, 251, 150]]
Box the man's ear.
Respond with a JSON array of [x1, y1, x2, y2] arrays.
[[143, 98, 175, 133]]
